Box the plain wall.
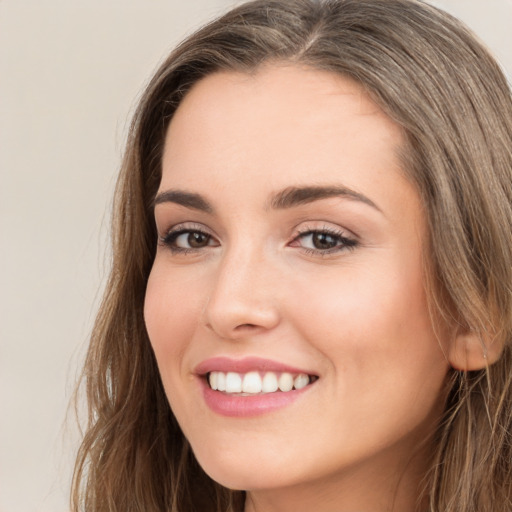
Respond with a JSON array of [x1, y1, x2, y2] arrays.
[[1, 1, 510, 511]]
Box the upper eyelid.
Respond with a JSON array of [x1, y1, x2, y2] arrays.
[[295, 225, 345, 234], [157, 220, 358, 248], [159, 222, 213, 236], [293, 223, 357, 239], [293, 229, 356, 243], [160, 224, 351, 237], [291, 224, 359, 247], [158, 223, 218, 248], [159, 226, 219, 254]]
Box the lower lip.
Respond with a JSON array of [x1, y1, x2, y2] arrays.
[[200, 379, 312, 417]]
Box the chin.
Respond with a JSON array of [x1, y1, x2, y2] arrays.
[[193, 447, 300, 491]]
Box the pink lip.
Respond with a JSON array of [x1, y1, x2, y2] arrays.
[[195, 357, 317, 418], [194, 356, 314, 376]]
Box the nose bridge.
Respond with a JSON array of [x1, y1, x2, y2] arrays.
[[203, 239, 280, 338]]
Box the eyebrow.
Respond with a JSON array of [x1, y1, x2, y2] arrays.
[[268, 185, 381, 212], [153, 190, 214, 213], [153, 185, 381, 214]]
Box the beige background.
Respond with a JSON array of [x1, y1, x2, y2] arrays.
[[1, 1, 510, 511]]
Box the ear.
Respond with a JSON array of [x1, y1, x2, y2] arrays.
[[447, 327, 503, 371]]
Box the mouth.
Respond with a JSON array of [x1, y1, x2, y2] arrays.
[[207, 370, 318, 395], [196, 358, 318, 416]]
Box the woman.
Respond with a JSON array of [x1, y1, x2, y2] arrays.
[[72, 0, 512, 511]]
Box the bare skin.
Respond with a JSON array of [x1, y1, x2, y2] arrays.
[[145, 64, 453, 512]]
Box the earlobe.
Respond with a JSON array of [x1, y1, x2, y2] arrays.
[[447, 328, 503, 371]]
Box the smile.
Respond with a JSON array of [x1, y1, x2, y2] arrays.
[[208, 371, 315, 395], [196, 357, 318, 416]]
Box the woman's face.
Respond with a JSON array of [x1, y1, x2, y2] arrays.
[[145, 65, 451, 509]]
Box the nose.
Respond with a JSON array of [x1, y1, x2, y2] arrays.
[[202, 248, 281, 340]]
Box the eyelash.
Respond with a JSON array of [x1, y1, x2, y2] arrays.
[[291, 226, 358, 255], [158, 224, 358, 256], [159, 224, 216, 255]]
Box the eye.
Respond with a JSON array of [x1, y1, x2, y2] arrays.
[[173, 231, 211, 248], [159, 226, 218, 253], [291, 227, 357, 254]]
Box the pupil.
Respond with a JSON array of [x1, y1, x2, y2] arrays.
[[188, 232, 208, 248], [313, 233, 337, 250]]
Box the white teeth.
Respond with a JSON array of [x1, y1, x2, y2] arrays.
[[278, 373, 294, 392], [262, 372, 278, 393], [208, 370, 313, 394], [225, 372, 242, 393], [294, 373, 310, 390], [242, 371, 262, 393], [217, 371, 226, 392], [209, 372, 218, 390]]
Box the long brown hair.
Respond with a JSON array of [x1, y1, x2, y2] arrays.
[[72, 1, 512, 510]]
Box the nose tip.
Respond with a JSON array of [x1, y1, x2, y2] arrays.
[[203, 296, 281, 340], [202, 259, 281, 340]]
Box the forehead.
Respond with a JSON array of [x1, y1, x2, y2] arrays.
[[160, 64, 414, 216], [165, 64, 401, 154], [173, 64, 386, 122]]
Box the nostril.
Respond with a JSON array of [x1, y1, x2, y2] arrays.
[[235, 323, 258, 330]]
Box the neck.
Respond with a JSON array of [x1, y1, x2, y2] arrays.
[[243, 437, 432, 512]]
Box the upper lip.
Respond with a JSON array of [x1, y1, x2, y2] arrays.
[[195, 356, 317, 376]]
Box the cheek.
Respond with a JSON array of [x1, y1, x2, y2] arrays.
[[284, 270, 449, 462], [288, 258, 448, 397], [144, 264, 204, 379], [290, 260, 429, 339]]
